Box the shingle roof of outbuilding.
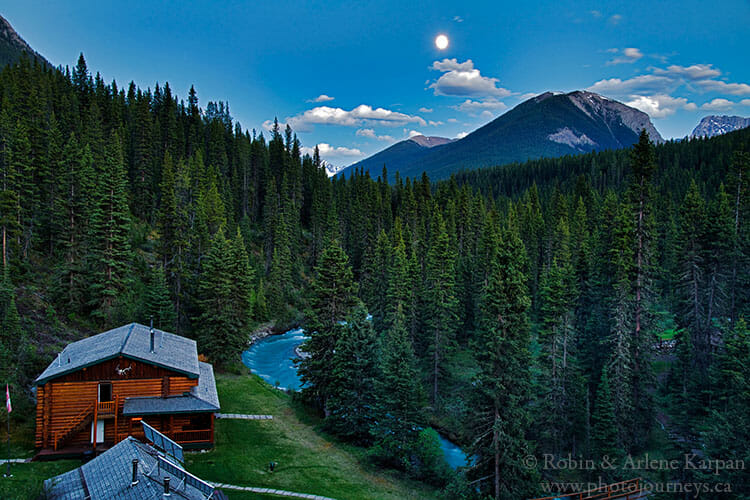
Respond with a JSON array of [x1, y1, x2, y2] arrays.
[[44, 436, 220, 499], [122, 362, 220, 415], [36, 323, 200, 385]]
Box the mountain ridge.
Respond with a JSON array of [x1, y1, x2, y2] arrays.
[[0, 14, 50, 67], [343, 90, 663, 182], [691, 115, 750, 139]]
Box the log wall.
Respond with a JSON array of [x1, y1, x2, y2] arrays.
[[35, 356, 200, 449]]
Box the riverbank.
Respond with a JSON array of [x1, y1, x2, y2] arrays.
[[187, 372, 439, 500]]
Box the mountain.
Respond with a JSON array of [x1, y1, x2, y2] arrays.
[[0, 14, 49, 67], [322, 160, 348, 177], [690, 115, 750, 139], [343, 135, 455, 178], [343, 90, 663, 182]]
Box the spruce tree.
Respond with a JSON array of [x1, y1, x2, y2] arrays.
[[194, 229, 253, 365], [591, 367, 622, 467], [144, 264, 176, 331], [468, 225, 536, 500], [298, 239, 357, 413], [326, 305, 379, 444], [87, 132, 132, 325], [423, 212, 458, 410], [372, 305, 426, 470]]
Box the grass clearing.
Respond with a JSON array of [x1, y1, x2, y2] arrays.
[[187, 373, 439, 500], [1, 371, 438, 499]]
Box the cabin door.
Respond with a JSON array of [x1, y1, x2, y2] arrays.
[[91, 419, 105, 443], [98, 382, 112, 402]]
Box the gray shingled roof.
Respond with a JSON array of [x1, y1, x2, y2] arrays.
[[123, 362, 220, 415], [44, 436, 219, 499], [36, 323, 200, 385]]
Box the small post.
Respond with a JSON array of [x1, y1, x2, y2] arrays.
[[131, 459, 139, 486], [150, 316, 155, 353], [5, 382, 11, 478], [163, 476, 171, 496]]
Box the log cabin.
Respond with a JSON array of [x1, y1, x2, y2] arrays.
[[34, 323, 220, 457]]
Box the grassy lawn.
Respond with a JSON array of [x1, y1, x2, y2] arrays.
[[0, 460, 81, 499], [0, 372, 438, 499], [187, 373, 439, 500]]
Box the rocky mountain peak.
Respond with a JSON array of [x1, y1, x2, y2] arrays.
[[691, 115, 750, 139]]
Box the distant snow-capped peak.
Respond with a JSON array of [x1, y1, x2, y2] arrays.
[[322, 160, 347, 177]]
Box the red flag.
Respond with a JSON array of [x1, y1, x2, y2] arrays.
[[5, 383, 10, 413]]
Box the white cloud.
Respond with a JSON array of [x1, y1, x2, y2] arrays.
[[277, 104, 426, 131], [407, 130, 423, 138], [741, 99, 750, 106], [453, 98, 508, 116], [447, 118, 458, 123], [356, 128, 395, 142], [701, 98, 734, 111], [684, 102, 698, 111], [301, 143, 363, 159], [695, 79, 750, 96], [609, 14, 623, 24], [591, 10, 603, 18], [456, 131, 469, 139], [428, 120, 444, 126], [654, 64, 721, 80], [625, 94, 693, 118], [307, 94, 335, 103], [419, 107, 434, 113], [607, 47, 644, 65], [480, 110, 494, 118], [429, 58, 511, 98], [453, 15, 464, 22], [587, 75, 676, 96]]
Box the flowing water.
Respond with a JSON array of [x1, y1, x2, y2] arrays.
[[241, 328, 308, 391], [242, 327, 469, 468]]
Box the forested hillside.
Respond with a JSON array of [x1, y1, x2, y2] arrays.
[[0, 53, 748, 498]]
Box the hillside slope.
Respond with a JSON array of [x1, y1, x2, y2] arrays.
[[0, 15, 49, 67], [345, 135, 454, 178]]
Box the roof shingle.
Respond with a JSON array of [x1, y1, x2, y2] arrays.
[[36, 323, 200, 385], [44, 437, 220, 499]]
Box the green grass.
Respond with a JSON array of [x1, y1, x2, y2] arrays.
[[0, 372, 438, 499], [187, 373, 439, 500], [0, 459, 81, 499]]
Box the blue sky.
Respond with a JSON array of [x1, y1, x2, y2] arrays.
[[3, 0, 749, 166]]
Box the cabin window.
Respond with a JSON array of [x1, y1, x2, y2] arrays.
[[98, 382, 112, 402]]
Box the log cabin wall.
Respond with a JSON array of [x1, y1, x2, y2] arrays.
[[35, 357, 198, 448]]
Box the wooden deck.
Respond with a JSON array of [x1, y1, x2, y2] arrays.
[[34, 444, 111, 461]]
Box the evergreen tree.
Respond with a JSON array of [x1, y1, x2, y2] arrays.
[[144, 264, 176, 331], [423, 212, 458, 410], [591, 367, 622, 466], [194, 229, 253, 365], [298, 239, 358, 412], [87, 132, 132, 325], [372, 305, 426, 470], [326, 305, 379, 444], [468, 225, 536, 500]]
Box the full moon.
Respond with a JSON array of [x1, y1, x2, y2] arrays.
[[435, 34, 449, 50]]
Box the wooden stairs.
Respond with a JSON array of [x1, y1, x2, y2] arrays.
[[53, 403, 95, 451]]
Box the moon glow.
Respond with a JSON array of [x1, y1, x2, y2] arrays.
[[435, 34, 449, 50]]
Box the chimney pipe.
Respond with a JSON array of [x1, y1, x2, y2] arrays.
[[131, 459, 139, 486], [150, 316, 155, 353], [163, 476, 171, 496]]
